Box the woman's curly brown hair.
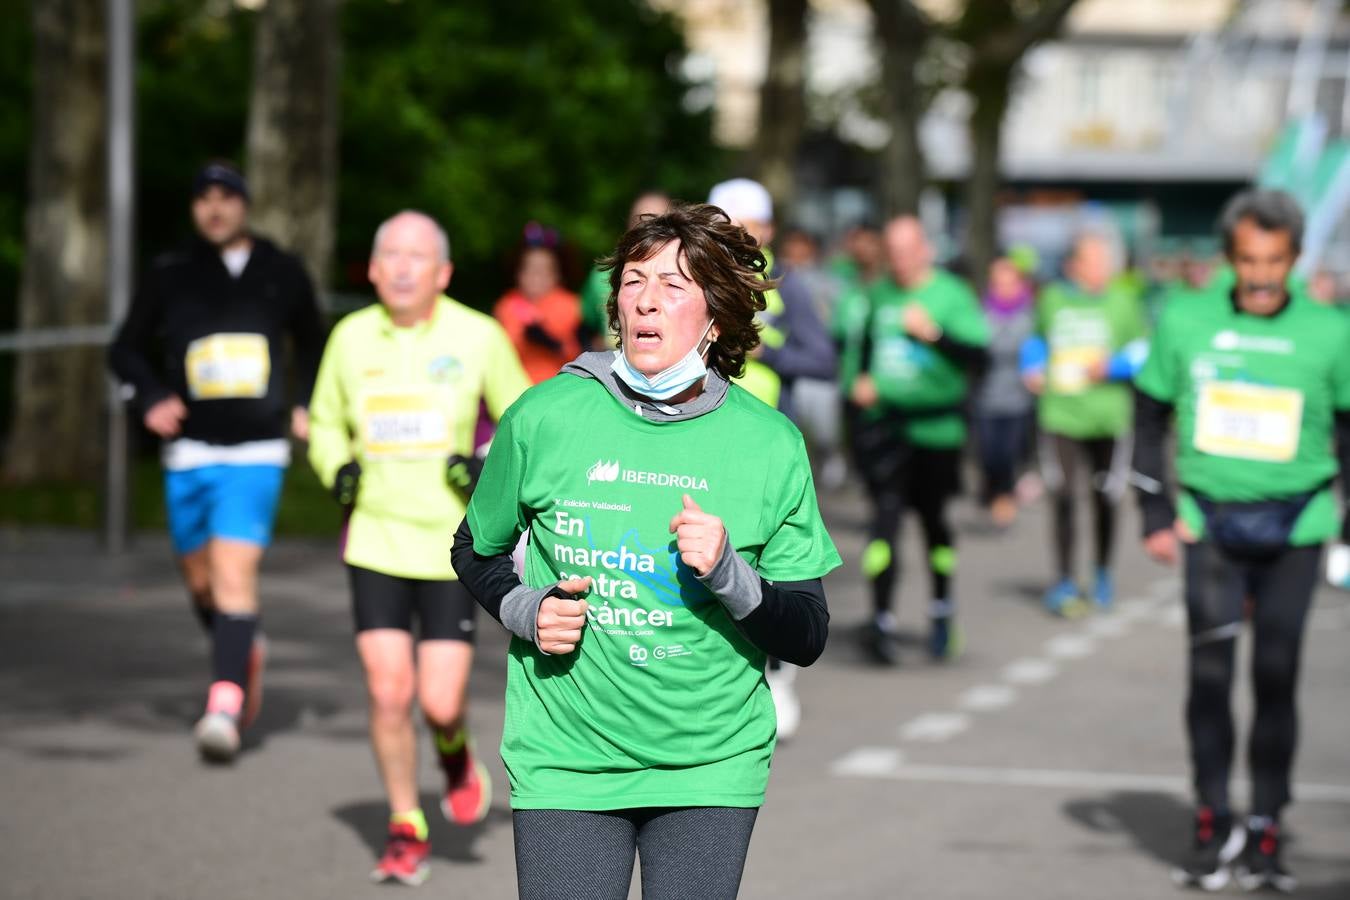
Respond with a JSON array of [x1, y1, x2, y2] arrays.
[[599, 202, 775, 379]]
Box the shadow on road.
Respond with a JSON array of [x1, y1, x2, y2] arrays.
[[1, 588, 357, 739], [1063, 790, 1191, 869], [332, 792, 510, 865], [1062, 791, 1350, 898], [991, 577, 1050, 607]]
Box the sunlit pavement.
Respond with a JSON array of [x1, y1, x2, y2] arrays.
[[3, 480, 1348, 899]]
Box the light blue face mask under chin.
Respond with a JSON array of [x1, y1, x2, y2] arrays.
[[611, 320, 715, 401]]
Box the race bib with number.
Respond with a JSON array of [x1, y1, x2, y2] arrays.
[[185, 333, 270, 399], [1049, 346, 1106, 395], [1193, 381, 1303, 462], [359, 386, 452, 459]]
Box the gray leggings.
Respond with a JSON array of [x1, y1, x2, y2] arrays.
[[512, 806, 759, 900]]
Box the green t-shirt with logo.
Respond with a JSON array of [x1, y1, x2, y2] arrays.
[[1035, 281, 1147, 439], [831, 283, 868, 345], [1136, 290, 1350, 544], [843, 270, 989, 448], [467, 375, 841, 810], [580, 264, 613, 342]]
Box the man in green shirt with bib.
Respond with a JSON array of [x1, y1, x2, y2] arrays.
[[1133, 190, 1350, 893], [844, 216, 989, 664]]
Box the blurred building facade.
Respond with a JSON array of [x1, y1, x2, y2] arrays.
[[660, 0, 1350, 274]]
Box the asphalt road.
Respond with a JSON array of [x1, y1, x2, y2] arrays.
[[3, 482, 1348, 899]]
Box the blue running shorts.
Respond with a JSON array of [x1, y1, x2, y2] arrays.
[[164, 464, 285, 554]]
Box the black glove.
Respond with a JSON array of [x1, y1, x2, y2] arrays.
[[523, 322, 564, 354], [446, 453, 484, 500], [332, 460, 361, 508]]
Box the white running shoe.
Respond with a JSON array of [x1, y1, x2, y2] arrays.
[[766, 662, 801, 741], [194, 712, 240, 763]]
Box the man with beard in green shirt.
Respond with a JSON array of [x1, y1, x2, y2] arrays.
[[1134, 190, 1350, 893], [844, 216, 989, 664]]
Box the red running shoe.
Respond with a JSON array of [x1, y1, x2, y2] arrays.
[[242, 634, 268, 730], [369, 822, 430, 886], [440, 746, 492, 826]]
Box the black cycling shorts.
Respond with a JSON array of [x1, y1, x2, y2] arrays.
[[347, 564, 477, 644]]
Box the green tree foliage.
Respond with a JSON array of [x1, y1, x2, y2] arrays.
[[3, 0, 719, 318], [337, 0, 721, 302], [136, 1, 256, 265], [0, 13, 33, 432], [0, 17, 31, 328]]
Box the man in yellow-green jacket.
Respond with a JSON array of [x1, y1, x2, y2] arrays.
[[308, 210, 528, 886]]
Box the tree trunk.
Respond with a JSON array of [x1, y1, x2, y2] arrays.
[[954, 0, 1081, 289], [869, 0, 929, 218], [752, 0, 809, 221], [962, 61, 1013, 291], [4, 0, 108, 484], [245, 0, 339, 290]]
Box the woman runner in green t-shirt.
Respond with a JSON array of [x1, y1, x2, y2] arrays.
[[452, 203, 840, 899]]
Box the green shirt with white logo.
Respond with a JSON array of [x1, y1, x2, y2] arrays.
[[467, 375, 841, 810], [580, 264, 613, 344], [1136, 289, 1350, 544], [1035, 281, 1147, 439], [842, 270, 989, 448]]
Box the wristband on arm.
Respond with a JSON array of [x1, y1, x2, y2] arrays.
[[332, 460, 361, 508], [1019, 336, 1048, 374], [446, 453, 484, 499]]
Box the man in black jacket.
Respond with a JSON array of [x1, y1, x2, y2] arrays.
[[109, 161, 325, 762]]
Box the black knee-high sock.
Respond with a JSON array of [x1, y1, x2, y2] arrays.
[[434, 723, 469, 776], [212, 613, 259, 689], [916, 491, 955, 610], [191, 595, 216, 633]]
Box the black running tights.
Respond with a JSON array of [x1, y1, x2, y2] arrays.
[[868, 473, 955, 616], [1183, 541, 1320, 818], [512, 806, 758, 900]]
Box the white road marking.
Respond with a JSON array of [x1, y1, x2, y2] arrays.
[[830, 747, 904, 777], [1001, 658, 1059, 685], [899, 712, 971, 743], [831, 760, 1350, 803], [1160, 605, 1186, 629], [1149, 578, 1182, 598], [958, 684, 1018, 712], [1085, 616, 1131, 639], [1116, 598, 1160, 623], [1045, 633, 1097, 659], [853, 579, 1200, 769]]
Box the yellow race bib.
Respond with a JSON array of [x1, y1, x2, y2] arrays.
[[185, 333, 271, 399], [1049, 346, 1106, 395], [1193, 381, 1303, 462], [359, 386, 453, 459]]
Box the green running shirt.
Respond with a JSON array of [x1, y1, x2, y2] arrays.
[[842, 270, 989, 448], [467, 375, 840, 810], [308, 296, 530, 580], [1034, 281, 1147, 439], [580, 264, 614, 344], [1136, 289, 1350, 544]]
